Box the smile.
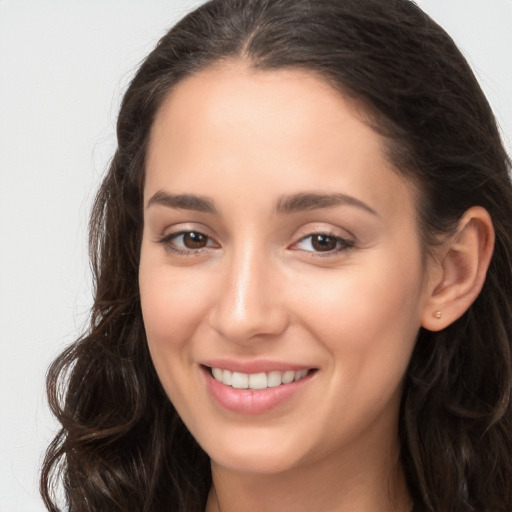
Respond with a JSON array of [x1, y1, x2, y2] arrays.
[[210, 367, 311, 390], [204, 364, 317, 414]]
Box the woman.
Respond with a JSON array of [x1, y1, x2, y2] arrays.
[[41, 0, 512, 511]]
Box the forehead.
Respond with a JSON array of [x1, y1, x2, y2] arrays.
[[145, 61, 416, 222], [149, 62, 381, 162]]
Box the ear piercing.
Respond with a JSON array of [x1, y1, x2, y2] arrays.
[[433, 311, 442, 319]]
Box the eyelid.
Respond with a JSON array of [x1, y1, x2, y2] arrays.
[[155, 227, 220, 255], [292, 221, 355, 240], [288, 225, 356, 256], [154, 223, 356, 257], [292, 233, 354, 253]]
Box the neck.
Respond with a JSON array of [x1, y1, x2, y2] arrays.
[[205, 433, 411, 512]]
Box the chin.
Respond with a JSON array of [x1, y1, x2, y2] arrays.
[[203, 429, 308, 475], [210, 450, 303, 476]]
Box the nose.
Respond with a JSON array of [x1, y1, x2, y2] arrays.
[[207, 242, 289, 344]]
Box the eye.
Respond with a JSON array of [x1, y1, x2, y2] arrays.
[[176, 231, 209, 249], [157, 230, 218, 254], [294, 233, 354, 254]]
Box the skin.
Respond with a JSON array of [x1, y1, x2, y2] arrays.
[[139, 61, 440, 512]]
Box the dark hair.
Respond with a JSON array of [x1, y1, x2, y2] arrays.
[[41, 1, 512, 511]]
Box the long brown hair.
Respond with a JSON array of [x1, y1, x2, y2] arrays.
[[41, 1, 512, 510]]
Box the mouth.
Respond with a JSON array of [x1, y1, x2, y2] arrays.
[[201, 363, 317, 414], [208, 367, 314, 390]]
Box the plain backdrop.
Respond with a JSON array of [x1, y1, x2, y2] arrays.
[[0, 1, 511, 510]]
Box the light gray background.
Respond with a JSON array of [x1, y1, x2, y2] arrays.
[[0, 1, 511, 510]]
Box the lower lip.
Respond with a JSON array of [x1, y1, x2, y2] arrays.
[[203, 368, 314, 415]]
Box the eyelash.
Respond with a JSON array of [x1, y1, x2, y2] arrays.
[[156, 231, 354, 257], [292, 233, 355, 256], [156, 231, 217, 256]]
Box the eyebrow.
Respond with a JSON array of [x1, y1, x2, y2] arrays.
[[146, 190, 378, 217], [146, 190, 217, 213], [275, 192, 379, 216]]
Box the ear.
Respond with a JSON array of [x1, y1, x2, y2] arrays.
[[421, 206, 495, 331]]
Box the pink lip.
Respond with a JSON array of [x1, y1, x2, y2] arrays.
[[201, 358, 312, 374], [201, 364, 316, 415]]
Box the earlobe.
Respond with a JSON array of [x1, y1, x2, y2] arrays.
[[421, 206, 495, 332]]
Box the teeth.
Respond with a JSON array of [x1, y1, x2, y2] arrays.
[[231, 372, 249, 389], [212, 367, 223, 381], [294, 369, 308, 381], [267, 371, 282, 388], [210, 368, 310, 389], [249, 372, 267, 389], [222, 369, 232, 385], [281, 370, 295, 384]]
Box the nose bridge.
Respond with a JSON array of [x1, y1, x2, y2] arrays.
[[209, 236, 287, 342], [231, 239, 262, 321]]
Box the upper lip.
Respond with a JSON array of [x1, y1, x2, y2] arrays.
[[201, 358, 315, 374]]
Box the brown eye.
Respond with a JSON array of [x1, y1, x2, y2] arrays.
[[158, 231, 215, 253], [182, 231, 208, 249], [293, 233, 354, 255], [311, 234, 338, 252]]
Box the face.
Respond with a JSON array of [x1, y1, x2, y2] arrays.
[[139, 62, 431, 476]]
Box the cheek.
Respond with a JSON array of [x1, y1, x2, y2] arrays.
[[293, 248, 424, 368], [292, 255, 424, 440], [139, 257, 211, 344], [138, 262, 212, 417], [138, 251, 214, 390]]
